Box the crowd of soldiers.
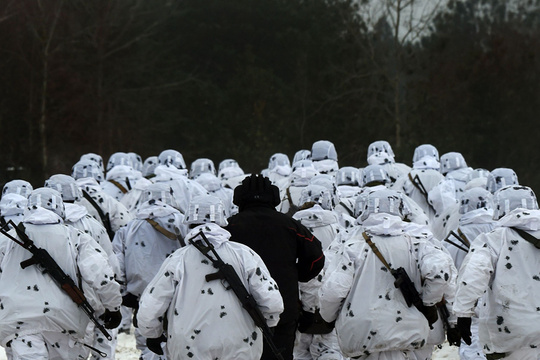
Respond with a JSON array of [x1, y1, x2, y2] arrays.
[[0, 139, 539, 360]]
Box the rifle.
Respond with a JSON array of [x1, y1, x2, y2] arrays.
[[188, 230, 284, 360], [0, 220, 113, 342]]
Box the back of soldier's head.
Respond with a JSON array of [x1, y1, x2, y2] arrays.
[[299, 184, 334, 211], [311, 140, 338, 162], [140, 183, 176, 208], [486, 168, 519, 194], [158, 149, 186, 170], [184, 194, 228, 227], [336, 167, 361, 186], [492, 185, 538, 220], [233, 174, 280, 210], [72, 159, 104, 182], [190, 158, 216, 179], [459, 187, 492, 215], [27, 187, 65, 220], [440, 152, 467, 176], [362, 164, 390, 187], [360, 188, 407, 222], [2, 179, 33, 198], [44, 174, 82, 202]]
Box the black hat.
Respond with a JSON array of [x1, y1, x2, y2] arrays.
[[233, 174, 280, 209]]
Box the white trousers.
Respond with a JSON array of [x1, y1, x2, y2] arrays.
[[10, 332, 86, 360]]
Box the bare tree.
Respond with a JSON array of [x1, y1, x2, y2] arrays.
[[358, 0, 446, 150]]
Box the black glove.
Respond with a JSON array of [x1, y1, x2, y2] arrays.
[[447, 326, 461, 346], [457, 317, 472, 345], [146, 334, 167, 355], [122, 293, 139, 309], [421, 305, 439, 329], [100, 309, 122, 329]]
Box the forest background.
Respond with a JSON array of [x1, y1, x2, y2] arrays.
[[0, 0, 538, 192]]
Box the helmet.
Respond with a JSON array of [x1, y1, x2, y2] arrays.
[[268, 153, 291, 170], [184, 194, 228, 227], [362, 164, 390, 186], [142, 156, 159, 178], [158, 149, 186, 170], [27, 187, 65, 219], [292, 149, 311, 165], [71, 160, 104, 182], [233, 174, 280, 209], [80, 153, 104, 172], [140, 183, 176, 207], [106, 152, 131, 171], [299, 184, 334, 211], [440, 152, 467, 175], [360, 189, 407, 222], [311, 140, 338, 162], [218, 159, 240, 172], [412, 144, 439, 163], [190, 158, 216, 179], [128, 152, 143, 172], [367, 140, 395, 159], [309, 174, 338, 207], [492, 185, 538, 220], [2, 179, 33, 198], [336, 167, 361, 186], [459, 187, 492, 215], [44, 174, 82, 202], [486, 168, 519, 194]]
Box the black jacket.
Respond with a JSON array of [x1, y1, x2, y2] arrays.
[[226, 204, 325, 323]]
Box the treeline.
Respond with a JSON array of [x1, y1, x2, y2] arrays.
[[0, 0, 539, 191]]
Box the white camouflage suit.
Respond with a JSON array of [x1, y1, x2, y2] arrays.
[[0, 189, 121, 360], [137, 223, 284, 360], [454, 188, 540, 360], [319, 189, 455, 360]]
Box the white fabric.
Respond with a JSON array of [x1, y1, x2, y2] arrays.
[[152, 165, 208, 214], [137, 223, 284, 360], [0, 194, 27, 217], [319, 220, 454, 358], [76, 178, 133, 233], [392, 169, 444, 224], [114, 201, 185, 298], [0, 222, 121, 346], [119, 177, 153, 213], [293, 205, 345, 360], [65, 203, 121, 279], [454, 209, 540, 353]]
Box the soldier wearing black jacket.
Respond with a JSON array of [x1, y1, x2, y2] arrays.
[[226, 174, 325, 360]]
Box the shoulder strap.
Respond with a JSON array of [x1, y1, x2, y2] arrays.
[[145, 218, 177, 240], [145, 218, 185, 246], [109, 179, 128, 194], [81, 190, 115, 239], [511, 227, 540, 249], [339, 201, 355, 217], [362, 232, 392, 271]]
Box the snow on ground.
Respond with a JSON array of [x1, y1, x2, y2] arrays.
[[0, 327, 460, 359]]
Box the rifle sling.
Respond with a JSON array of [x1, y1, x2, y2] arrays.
[[362, 232, 393, 271], [82, 190, 111, 230], [145, 219, 178, 240], [511, 227, 540, 249], [109, 180, 128, 194]]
